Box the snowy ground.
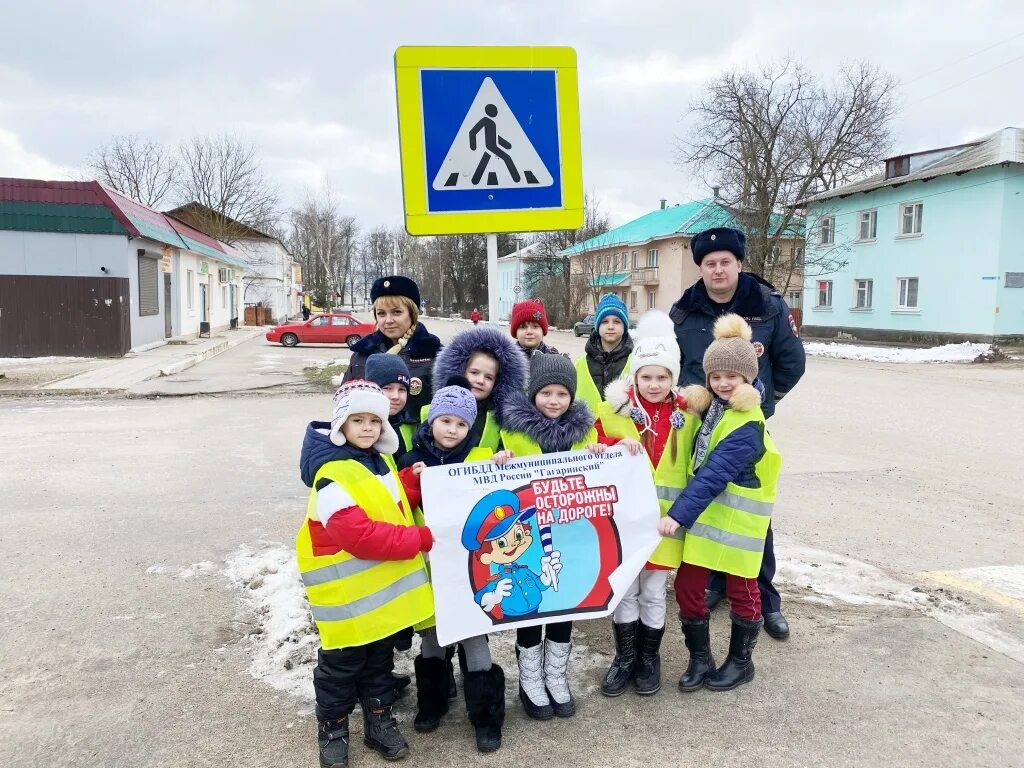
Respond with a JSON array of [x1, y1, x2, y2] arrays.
[[803, 341, 991, 363], [0, 356, 93, 366]]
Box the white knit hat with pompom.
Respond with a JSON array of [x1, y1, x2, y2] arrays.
[[628, 310, 681, 387]]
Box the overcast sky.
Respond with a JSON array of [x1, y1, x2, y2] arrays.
[[2, 0, 1022, 234]]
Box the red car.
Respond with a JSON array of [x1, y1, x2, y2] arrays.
[[265, 313, 376, 348]]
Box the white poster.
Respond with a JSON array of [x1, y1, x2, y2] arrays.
[[420, 448, 661, 646]]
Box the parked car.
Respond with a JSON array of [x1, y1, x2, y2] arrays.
[[265, 313, 376, 348], [573, 313, 595, 337]]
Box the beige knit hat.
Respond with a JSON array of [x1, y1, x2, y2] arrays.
[[702, 314, 758, 384]]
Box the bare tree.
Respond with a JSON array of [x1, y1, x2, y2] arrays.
[[525, 194, 610, 323], [678, 59, 898, 278], [287, 182, 357, 308], [86, 135, 178, 207], [176, 134, 281, 243]]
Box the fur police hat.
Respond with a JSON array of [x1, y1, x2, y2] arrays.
[[691, 227, 746, 266]]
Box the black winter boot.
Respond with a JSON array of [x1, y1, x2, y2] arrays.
[[600, 621, 638, 697], [704, 614, 762, 692], [391, 672, 411, 697], [413, 655, 450, 733], [317, 716, 350, 768], [361, 698, 409, 761], [678, 617, 716, 692], [633, 622, 664, 695], [464, 665, 506, 753]]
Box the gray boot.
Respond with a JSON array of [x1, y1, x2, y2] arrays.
[[516, 643, 553, 720], [543, 639, 576, 717]]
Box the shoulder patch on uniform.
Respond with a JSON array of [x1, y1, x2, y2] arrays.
[[788, 314, 800, 338]]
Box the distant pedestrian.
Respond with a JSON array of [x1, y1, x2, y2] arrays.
[[302, 303, 311, 321], [670, 226, 805, 640], [470, 308, 482, 325]]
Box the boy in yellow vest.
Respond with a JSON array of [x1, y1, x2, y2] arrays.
[[657, 314, 782, 692], [297, 380, 434, 767], [365, 353, 417, 463], [398, 377, 512, 753], [593, 309, 706, 697]]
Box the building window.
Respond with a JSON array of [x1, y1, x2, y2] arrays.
[[816, 280, 833, 308], [787, 290, 802, 308], [766, 246, 780, 267], [647, 249, 658, 268], [794, 247, 804, 266], [631, 250, 639, 269], [899, 202, 923, 236], [857, 210, 877, 241], [897, 277, 919, 309], [186, 269, 194, 310], [630, 290, 638, 310], [820, 217, 835, 245], [647, 290, 656, 309], [137, 254, 159, 316], [854, 279, 873, 309], [885, 156, 910, 179]]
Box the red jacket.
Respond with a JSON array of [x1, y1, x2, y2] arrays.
[[311, 469, 432, 560]]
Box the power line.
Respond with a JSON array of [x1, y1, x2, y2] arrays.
[[904, 30, 1024, 84], [907, 51, 1024, 106]]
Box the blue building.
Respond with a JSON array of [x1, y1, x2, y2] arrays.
[[801, 127, 1024, 343], [496, 241, 544, 321]]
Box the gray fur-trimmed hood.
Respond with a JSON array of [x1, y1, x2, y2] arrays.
[[433, 325, 528, 425], [500, 390, 595, 453]]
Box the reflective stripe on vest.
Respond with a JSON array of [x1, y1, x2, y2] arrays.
[[597, 399, 699, 568], [295, 454, 433, 649], [680, 407, 782, 579]]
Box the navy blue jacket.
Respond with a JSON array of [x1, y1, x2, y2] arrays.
[[669, 273, 805, 418], [344, 323, 442, 417], [667, 417, 765, 529]]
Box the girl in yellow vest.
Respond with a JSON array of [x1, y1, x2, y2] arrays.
[[397, 378, 514, 753], [593, 309, 707, 697], [499, 353, 605, 720], [657, 314, 782, 692], [297, 380, 434, 767]]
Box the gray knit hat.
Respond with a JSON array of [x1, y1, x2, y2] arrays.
[[702, 314, 759, 384], [428, 376, 478, 426], [528, 353, 577, 402]]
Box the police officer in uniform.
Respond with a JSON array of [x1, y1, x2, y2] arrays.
[[669, 226, 805, 640]]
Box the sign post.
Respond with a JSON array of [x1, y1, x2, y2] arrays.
[[395, 46, 583, 321]]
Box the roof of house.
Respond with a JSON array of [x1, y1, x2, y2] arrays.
[[165, 202, 290, 253], [0, 177, 247, 269], [799, 127, 1024, 205], [561, 198, 801, 256]]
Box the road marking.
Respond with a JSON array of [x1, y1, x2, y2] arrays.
[[918, 566, 1024, 616]]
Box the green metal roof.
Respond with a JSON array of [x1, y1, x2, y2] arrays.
[[590, 272, 630, 287], [0, 201, 129, 236], [562, 199, 803, 256]]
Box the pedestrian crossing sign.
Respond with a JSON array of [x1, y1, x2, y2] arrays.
[[395, 46, 584, 236]]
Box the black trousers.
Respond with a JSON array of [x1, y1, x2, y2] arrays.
[[708, 522, 781, 614], [313, 634, 397, 720], [516, 621, 572, 647]]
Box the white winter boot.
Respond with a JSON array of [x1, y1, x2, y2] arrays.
[[516, 643, 553, 720], [543, 639, 576, 717]]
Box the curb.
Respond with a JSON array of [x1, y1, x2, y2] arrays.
[[157, 328, 261, 378]]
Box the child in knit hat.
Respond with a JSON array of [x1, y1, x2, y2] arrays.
[[498, 353, 605, 721], [397, 378, 513, 753], [575, 293, 633, 410], [510, 298, 562, 358], [365, 353, 418, 460], [659, 313, 782, 694], [592, 309, 707, 697], [296, 380, 434, 767]]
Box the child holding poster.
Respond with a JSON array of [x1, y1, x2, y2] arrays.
[[499, 353, 604, 720], [593, 309, 707, 697], [398, 378, 512, 753], [296, 380, 434, 767], [658, 314, 782, 692]]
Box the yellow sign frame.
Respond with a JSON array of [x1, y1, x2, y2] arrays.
[[394, 46, 583, 236]]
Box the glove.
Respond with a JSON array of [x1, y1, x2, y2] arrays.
[[480, 578, 512, 613], [540, 550, 562, 587]]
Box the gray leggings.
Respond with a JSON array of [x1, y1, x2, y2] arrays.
[[419, 628, 492, 673]]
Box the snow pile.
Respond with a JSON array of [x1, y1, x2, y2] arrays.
[[0, 356, 91, 366], [804, 341, 990, 363], [144, 562, 217, 578], [774, 537, 928, 608], [223, 544, 318, 702], [304, 358, 348, 370]]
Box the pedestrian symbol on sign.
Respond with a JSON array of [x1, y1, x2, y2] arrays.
[[432, 77, 554, 191]]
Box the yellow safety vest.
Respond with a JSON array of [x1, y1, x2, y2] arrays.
[[679, 408, 782, 579], [295, 454, 433, 650], [596, 401, 700, 568], [420, 404, 502, 452], [499, 427, 597, 458], [398, 422, 415, 455], [412, 445, 494, 631], [574, 354, 631, 412]]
